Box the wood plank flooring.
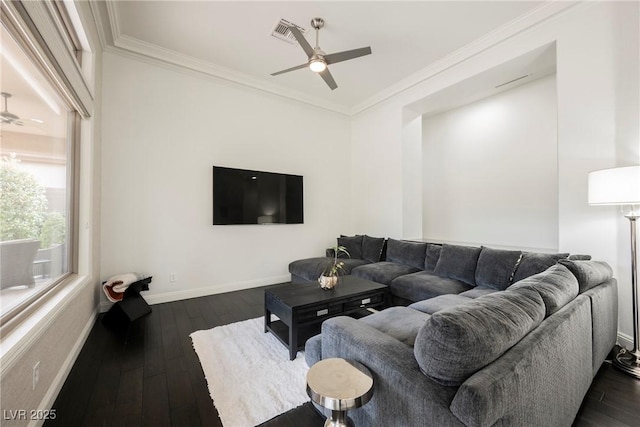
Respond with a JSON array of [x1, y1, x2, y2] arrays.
[[46, 285, 640, 427]]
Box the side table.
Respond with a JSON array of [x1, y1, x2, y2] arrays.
[[306, 358, 374, 427]]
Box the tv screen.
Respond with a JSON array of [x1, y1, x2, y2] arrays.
[[212, 166, 303, 225]]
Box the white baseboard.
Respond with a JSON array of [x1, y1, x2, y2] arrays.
[[29, 307, 98, 427], [618, 332, 634, 350], [98, 275, 291, 311]]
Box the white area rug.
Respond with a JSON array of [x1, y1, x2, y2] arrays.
[[190, 317, 310, 427]]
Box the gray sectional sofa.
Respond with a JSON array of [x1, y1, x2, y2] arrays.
[[289, 236, 583, 305], [289, 236, 618, 425], [305, 260, 618, 426]]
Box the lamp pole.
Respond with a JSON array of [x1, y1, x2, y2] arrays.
[[614, 211, 640, 378]]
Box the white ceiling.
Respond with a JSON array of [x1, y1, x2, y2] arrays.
[[100, 1, 551, 114]]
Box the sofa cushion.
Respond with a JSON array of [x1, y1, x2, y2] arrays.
[[414, 287, 546, 386], [510, 263, 579, 317], [337, 235, 363, 259], [433, 244, 482, 286], [304, 334, 322, 367], [409, 294, 473, 315], [362, 235, 386, 263], [459, 287, 499, 299], [360, 306, 431, 347], [512, 252, 569, 283], [390, 271, 473, 303], [424, 244, 442, 272], [289, 257, 369, 282], [558, 259, 613, 293], [351, 262, 420, 285], [474, 247, 522, 290], [386, 239, 428, 269]]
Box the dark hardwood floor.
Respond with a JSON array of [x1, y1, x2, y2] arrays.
[[47, 285, 640, 427]]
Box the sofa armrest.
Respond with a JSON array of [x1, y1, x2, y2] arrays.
[[450, 295, 593, 427], [320, 316, 462, 426]]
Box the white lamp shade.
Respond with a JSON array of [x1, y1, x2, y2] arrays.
[[588, 165, 640, 205]]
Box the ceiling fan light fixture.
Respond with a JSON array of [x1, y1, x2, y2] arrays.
[[309, 58, 326, 73]]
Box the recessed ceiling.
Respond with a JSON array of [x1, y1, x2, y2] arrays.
[[98, 1, 552, 114]]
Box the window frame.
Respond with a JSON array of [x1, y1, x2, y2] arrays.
[[0, 0, 92, 329]]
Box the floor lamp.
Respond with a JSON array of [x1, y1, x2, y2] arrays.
[[588, 165, 640, 379]]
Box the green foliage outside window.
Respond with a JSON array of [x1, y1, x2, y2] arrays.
[[40, 211, 66, 248], [0, 154, 49, 243]]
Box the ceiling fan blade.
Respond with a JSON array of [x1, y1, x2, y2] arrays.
[[319, 68, 337, 90], [324, 47, 372, 65], [288, 26, 315, 58], [271, 63, 309, 76]]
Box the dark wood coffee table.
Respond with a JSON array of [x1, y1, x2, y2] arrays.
[[264, 275, 389, 360]]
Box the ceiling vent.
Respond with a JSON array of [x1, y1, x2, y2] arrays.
[[270, 19, 308, 44], [495, 74, 529, 89]]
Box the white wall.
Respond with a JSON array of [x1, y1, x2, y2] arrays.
[[350, 2, 639, 340], [402, 116, 423, 239], [101, 53, 351, 303], [422, 75, 558, 251]]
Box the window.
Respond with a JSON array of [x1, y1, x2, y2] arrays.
[[0, 0, 86, 322]]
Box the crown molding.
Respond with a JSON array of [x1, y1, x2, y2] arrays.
[[100, 0, 349, 115], [349, 0, 581, 115], [112, 34, 351, 115], [95, 0, 582, 117]]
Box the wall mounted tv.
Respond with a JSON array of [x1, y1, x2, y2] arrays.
[[212, 166, 304, 225]]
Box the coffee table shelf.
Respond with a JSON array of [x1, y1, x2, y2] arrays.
[[264, 276, 389, 360]]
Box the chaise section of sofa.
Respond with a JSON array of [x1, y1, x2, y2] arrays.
[[288, 234, 385, 284]]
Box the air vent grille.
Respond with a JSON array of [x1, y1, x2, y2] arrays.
[[270, 19, 307, 44]]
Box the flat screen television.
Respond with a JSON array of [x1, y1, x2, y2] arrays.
[[212, 166, 304, 225]]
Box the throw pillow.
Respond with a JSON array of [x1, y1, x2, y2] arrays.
[[511, 252, 569, 283], [362, 235, 386, 263], [386, 239, 428, 269], [414, 287, 545, 386], [424, 244, 442, 272], [337, 235, 363, 259], [558, 259, 613, 293], [474, 247, 522, 290], [433, 244, 482, 286]]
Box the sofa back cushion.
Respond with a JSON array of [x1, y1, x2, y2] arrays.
[[509, 263, 578, 317], [512, 252, 569, 283], [337, 235, 363, 259], [414, 287, 545, 386], [558, 259, 613, 293], [361, 235, 386, 263], [424, 244, 442, 272], [433, 244, 482, 286], [386, 239, 427, 269], [474, 247, 522, 290]]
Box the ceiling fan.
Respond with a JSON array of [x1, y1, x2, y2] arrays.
[[1, 92, 24, 126], [0, 92, 44, 130], [271, 17, 372, 90]]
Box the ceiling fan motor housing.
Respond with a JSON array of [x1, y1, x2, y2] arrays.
[[311, 18, 324, 30]]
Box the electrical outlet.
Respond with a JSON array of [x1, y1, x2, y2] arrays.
[[32, 361, 40, 390], [169, 273, 176, 282]]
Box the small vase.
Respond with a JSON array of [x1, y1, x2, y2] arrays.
[[318, 275, 338, 290]]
